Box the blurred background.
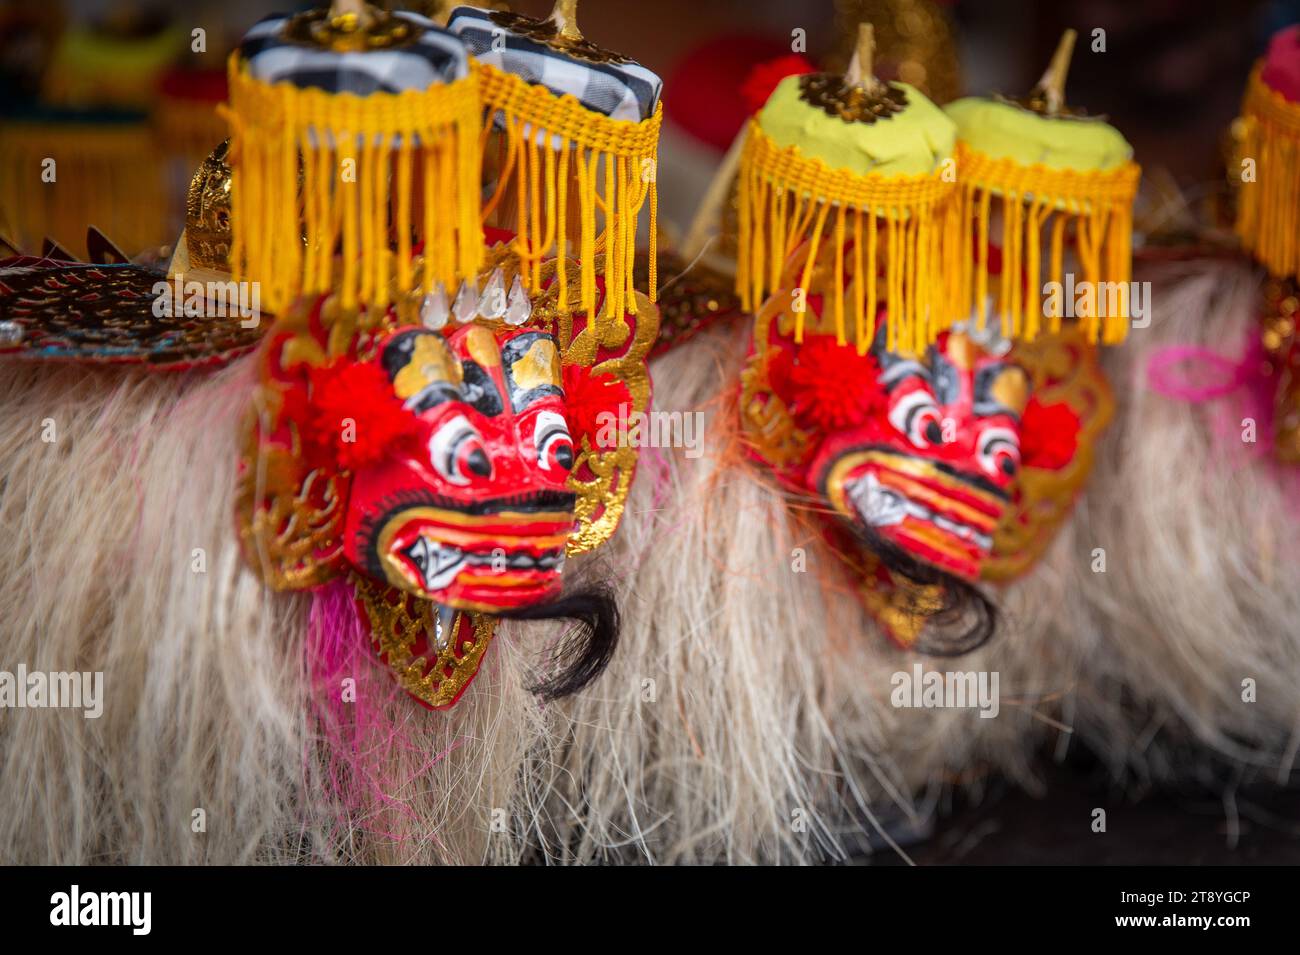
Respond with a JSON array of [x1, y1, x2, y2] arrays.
[[4, 0, 1300, 863], [3, 0, 1300, 257]]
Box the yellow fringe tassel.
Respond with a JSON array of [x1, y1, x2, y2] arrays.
[[735, 120, 958, 355], [1235, 64, 1300, 281], [952, 146, 1141, 345], [224, 55, 483, 316], [472, 61, 662, 331]]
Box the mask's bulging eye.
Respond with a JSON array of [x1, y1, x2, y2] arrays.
[[977, 426, 1021, 479], [429, 415, 490, 485], [889, 389, 944, 449], [534, 410, 574, 472]]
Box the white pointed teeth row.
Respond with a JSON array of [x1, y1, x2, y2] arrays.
[[420, 268, 531, 331], [950, 316, 1012, 356]]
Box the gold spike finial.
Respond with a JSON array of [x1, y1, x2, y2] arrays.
[[1037, 29, 1078, 116], [550, 0, 582, 41], [844, 23, 886, 95]]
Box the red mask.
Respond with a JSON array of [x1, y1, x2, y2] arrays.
[[231, 224, 657, 706], [342, 324, 577, 612], [808, 332, 1029, 582]]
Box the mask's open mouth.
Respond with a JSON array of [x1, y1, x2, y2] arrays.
[[375, 495, 576, 611], [399, 534, 567, 592], [849, 472, 994, 553], [823, 448, 1008, 580]]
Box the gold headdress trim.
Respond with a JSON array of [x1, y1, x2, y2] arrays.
[[950, 147, 1140, 345], [1235, 64, 1300, 281], [473, 61, 661, 334], [735, 119, 958, 357], [224, 58, 483, 315]]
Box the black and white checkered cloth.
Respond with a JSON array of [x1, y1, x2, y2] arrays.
[[448, 6, 661, 122], [238, 11, 469, 95]]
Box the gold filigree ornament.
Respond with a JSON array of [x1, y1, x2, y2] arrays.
[[982, 326, 1113, 581], [235, 295, 359, 591], [352, 572, 496, 709], [183, 140, 234, 274], [739, 289, 813, 469]]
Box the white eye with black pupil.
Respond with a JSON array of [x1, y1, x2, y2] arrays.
[[534, 411, 574, 471], [429, 415, 489, 485], [889, 390, 944, 449], [977, 427, 1021, 478]]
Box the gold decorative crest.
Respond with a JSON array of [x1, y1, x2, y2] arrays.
[[234, 295, 365, 591], [738, 290, 813, 468], [184, 140, 233, 273], [533, 257, 658, 555], [982, 327, 1113, 581], [352, 573, 496, 709]]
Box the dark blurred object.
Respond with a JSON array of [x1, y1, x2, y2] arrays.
[[0, 4, 66, 107], [871, 755, 1300, 865], [826, 0, 961, 103]]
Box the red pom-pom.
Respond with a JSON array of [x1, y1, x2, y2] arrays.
[[1261, 25, 1300, 103], [563, 364, 632, 449], [1018, 398, 1080, 471], [740, 54, 817, 115], [300, 360, 422, 471], [771, 338, 886, 434]]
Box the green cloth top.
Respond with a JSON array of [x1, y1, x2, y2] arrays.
[[757, 75, 956, 177], [944, 96, 1133, 171]]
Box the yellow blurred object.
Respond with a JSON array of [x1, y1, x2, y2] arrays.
[[43, 25, 187, 109], [943, 30, 1141, 345], [1235, 65, 1300, 281], [0, 121, 165, 258], [736, 25, 959, 356]]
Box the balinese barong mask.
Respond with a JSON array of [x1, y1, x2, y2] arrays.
[[236, 237, 656, 704], [742, 282, 1106, 651], [344, 325, 576, 612], [809, 331, 1028, 582]]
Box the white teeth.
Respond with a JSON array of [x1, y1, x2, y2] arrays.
[[851, 472, 907, 527], [478, 268, 507, 319], [452, 279, 479, 324], [849, 473, 992, 552], [405, 537, 466, 591], [933, 513, 993, 551], [504, 274, 531, 325], [420, 283, 450, 330], [404, 536, 567, 593]]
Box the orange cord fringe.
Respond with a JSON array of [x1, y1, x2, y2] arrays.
[[224, 54, 483, 316], [473, 61, 661, 335], [735, 120, 959, 356], [951, 147, 1140, 345], [1236, 64, 1300, 282]]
